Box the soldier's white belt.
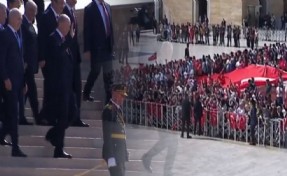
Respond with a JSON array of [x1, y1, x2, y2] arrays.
[[111, 133, 126, 139]]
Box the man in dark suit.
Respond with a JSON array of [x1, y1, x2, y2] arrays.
[[5, 0, 32, 125], [102, 84, 129, 176], [184, 43, 189, 59], [45, 14, 76, 158], [21, 0, 45, 125], [193, 94, 203, 135], [23, 0, 44, 22], [83, 0, 114, 104], [38, 0, 65, 125], [63, 0, 89, 127], [0, 2, 7, 133], [181, 92, 192, 138], [0, 8, 27, 157]]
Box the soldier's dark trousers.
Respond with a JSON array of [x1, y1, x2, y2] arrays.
[[181, 118, 190, 136], [109, 162, 125, 176], [227, 37, 231, 46], [250, 124, 256, 143], [194, 118, 202, 135]]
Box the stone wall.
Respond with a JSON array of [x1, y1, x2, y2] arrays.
[[210, 0, 242, 25], [269, 0, 284, 17], [162, 0, 193, 24]]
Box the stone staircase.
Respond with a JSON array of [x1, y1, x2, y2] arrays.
[[0, 59, 165, 176]]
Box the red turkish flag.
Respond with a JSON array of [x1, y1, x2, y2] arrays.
[[148, 52, 157, 61]]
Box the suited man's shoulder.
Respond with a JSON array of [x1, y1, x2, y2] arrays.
[[85, 1, 96, 10]]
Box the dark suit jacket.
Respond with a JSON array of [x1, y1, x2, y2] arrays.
[[21, 16, 39, 73], [185, 47, 189, 58], [84, 1, 114, 61], [38, 5, 58, 62], [63, 5, 81, 63], [194, 99, 203, 119], [182, 98, 191, 120], [47, 31, 73, 93], [0, 27, 24, 89], [250, 106, 258, 126]]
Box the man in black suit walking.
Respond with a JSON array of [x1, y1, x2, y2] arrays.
[[0, 2, 7, 131], [23, 0, 44, 22], [83, 0, 114, 104], [63, 0, 89, 127], [45, 14, 76, 158], [38, 0, 65, 125], [181, 92, 192, 138], [0, 8, 27, 157], [21, 0, 45, 125]]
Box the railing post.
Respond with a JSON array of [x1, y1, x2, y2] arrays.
[[167, 106, 169, 130], [139, 101, 142, 125], [161, 104, 164, 129]]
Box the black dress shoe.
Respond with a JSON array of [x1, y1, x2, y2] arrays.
[[142, 154, 152, 173], [83, 95, 94, 102], [180, 134, 184, 138], [0, 139, 12, 146], [19, 119, 33, 125], [72, 121, 89, 127], [12, 148, 27, 157], [187, 135, 192, 139], [54, 149, 72, 159]]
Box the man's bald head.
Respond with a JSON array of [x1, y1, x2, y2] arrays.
[[0, 3, 7, 25], [24, 0, 37, 23], [9, 8, 22, 31], [58, 14, 71, 37]]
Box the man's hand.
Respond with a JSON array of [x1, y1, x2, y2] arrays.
[[39, 60, 45, 68], [4, 79, 12, 91], [84, 51, 91, 60], [107, 157, 117, 168]]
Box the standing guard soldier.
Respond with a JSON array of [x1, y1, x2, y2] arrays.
[[102, 84, 129, 176], [181, 92, 192, 138], [227, 25, 232, 47]]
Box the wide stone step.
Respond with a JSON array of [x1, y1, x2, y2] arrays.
[[24, 107, 102, 120], [0, 157, 165, 172], [23, 119, 103, 127], [0, 146, 165, 161], [18, 136, 158, 149], [0, 167, 162, 176], [18, 125, 167, 139], [25, 99, 104, 111]]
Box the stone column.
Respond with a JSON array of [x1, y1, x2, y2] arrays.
[[207, 0, 210, 22], [193, 0, 197, 24], [154, 0, 160, 22]]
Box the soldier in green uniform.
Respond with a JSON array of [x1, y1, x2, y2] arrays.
[[102, 84, 129, 176]]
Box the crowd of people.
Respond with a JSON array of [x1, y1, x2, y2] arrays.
[[157, 18, 262, 50], [117, 41, 287, 142]]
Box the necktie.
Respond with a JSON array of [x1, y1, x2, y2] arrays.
[[101, 2, 111, 37], [14, 32, 21, 49], [70, 9, 77, 30]]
